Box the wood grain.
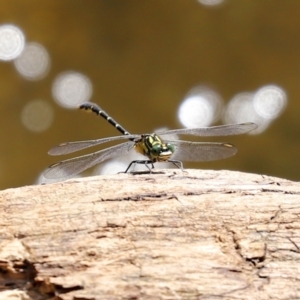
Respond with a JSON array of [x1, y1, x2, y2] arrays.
[[0, 169, 300, 299]]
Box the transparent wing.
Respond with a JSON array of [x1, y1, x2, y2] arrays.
[[43, 141, 134, 179], [166, 140, 237, 162], [157, 122, 257, 137], [48, 134, 139, 156]]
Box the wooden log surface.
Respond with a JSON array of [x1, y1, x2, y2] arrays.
[[0, 169, 300, 300]]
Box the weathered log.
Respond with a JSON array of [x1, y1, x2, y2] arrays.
[[0, 169, 300, 300]]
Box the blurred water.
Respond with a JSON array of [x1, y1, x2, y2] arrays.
[[0, 0, 299, 189]]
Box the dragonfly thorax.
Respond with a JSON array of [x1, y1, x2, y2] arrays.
[[134, 133, 175, 162]]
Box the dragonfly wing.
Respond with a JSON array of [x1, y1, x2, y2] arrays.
[[167, 140, 237, 162], [157, 122, 257, 137], [48, 134, 139, 155], [43, 141, 134, 179]]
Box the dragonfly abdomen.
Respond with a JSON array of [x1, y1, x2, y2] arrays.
[[80, 102, 130, 136]]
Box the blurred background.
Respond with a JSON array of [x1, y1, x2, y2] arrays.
[[0, 0, 299, 189]]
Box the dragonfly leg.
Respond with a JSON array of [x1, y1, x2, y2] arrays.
[[168, 159, 185, 171], [125, 160, 154, 173]]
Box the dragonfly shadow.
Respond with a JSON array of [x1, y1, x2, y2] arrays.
[[132, 170, 166, 175]]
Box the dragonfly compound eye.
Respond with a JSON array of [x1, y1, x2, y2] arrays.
[[166, 143, 175, 154], [150, 144, 162, 155]]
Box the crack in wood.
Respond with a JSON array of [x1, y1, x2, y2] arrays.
[[1, 170, 300, 299]]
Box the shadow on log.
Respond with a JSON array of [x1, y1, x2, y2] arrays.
[[0, 169, 300, 299]]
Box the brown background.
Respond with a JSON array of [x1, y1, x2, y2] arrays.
[[0, 0, 299, 189]]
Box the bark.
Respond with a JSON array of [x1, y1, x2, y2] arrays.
[[0, 169, 300, 300]]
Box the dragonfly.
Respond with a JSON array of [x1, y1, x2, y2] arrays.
[[43, 102, 257, 179]]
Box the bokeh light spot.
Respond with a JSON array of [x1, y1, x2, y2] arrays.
[[21, 100, 54, 133], [223, 92, 270, 135], [223, 92, 255, 124], [253, 85, 287, 120], [38, 172, 81, 184], [0, 24, 25, 61], [14, 42, 50, 80], [52, 71, 93, 108], [178, 86, 223, 128], [197, 0, 225, 6], [94, 160, 129, 175]]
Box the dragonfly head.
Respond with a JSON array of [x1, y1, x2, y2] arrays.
[[149, 142, 175, 162], [135, 134, 175, 162]]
